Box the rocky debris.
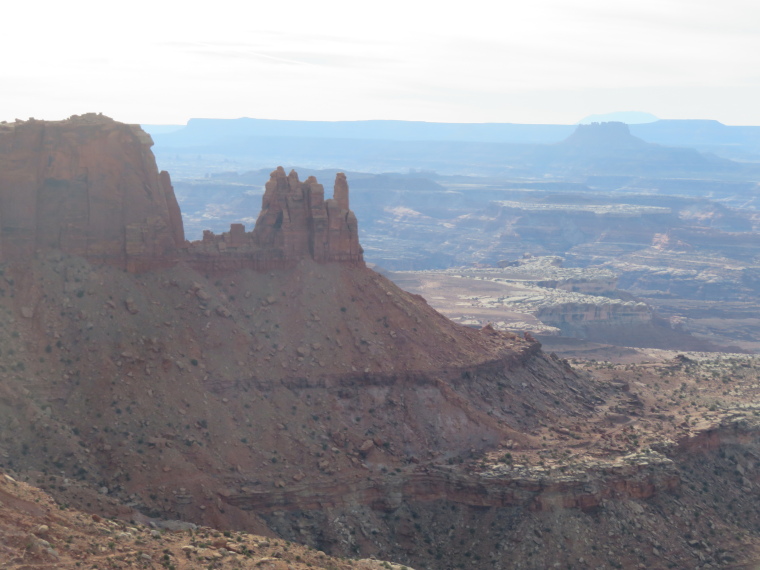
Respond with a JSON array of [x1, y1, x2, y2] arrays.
[[0, 471, 411, 570], [1, 270, 760, 570], [215, 305, 232, 318], [0, 245, 605, 568], [0, 114, 184, 272], [124, 297, 139, 314], [194, 284, 212, 301], [249, 353, 760, 569], [185, 167, 363, 271]]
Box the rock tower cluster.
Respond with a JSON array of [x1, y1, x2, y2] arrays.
[[185, 167, 363, 271]]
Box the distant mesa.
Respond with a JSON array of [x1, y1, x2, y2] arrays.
[[578, 111, 659, 125], [559, 121, 650, 151], [528, 120, 735, 176]]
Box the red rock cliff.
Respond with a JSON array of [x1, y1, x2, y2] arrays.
[[0, 114, 184, 272]]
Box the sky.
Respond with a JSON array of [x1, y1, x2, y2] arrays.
[[3, 0, 760, 126]]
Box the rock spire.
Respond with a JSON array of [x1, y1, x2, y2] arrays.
[[186, 167, 363, 271], [251, 167, 362, 263]]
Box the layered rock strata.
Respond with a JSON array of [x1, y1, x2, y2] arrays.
[[0, 114, 184, 272], [225, 450, 679, 514], [185, 167, 363, 272]]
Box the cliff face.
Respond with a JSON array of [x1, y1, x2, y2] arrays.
[[0, 114, 184, 272], [534, 298, 653, 333], [185, 167, 363, 272], [0, 117, 364, 275]]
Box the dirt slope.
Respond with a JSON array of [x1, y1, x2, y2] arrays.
[[0, 470, 411, 569]]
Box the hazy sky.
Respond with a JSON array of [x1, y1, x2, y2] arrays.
[[3, 0, 759, 125]]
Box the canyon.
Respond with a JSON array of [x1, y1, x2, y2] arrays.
[[1, 115, 760, 569]]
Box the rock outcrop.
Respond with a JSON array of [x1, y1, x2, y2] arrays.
[[250, 167, 360, 263], [0, 116, 364, 275], [0, 114, 184, 272], [185, 167, 363, 272]]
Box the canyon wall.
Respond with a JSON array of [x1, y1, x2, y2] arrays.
[[535, 298, 653, 334]]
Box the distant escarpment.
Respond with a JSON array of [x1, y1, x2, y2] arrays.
[[0, 114, 184, 272], [184, 167, 363, 272]]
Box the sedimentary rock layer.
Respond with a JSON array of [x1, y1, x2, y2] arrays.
[[0, 114, 184, 272]]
